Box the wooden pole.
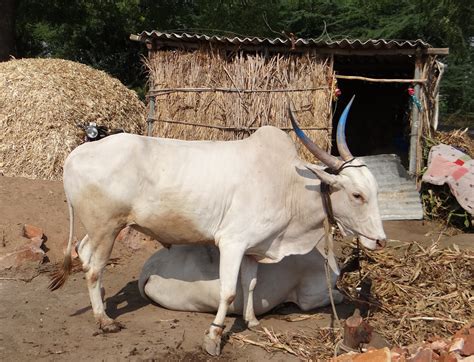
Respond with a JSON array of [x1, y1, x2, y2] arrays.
[[408, 55, 423, 176], [146, 96, 156, 137], [149, 117, 330, 132], [326, 54, 335, 154], [342, 309, 373, 350], [335, 75, 427, 83], [148, 86, 328, 96]]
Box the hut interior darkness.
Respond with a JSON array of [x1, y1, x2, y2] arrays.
[[332, 54, 416, 167]]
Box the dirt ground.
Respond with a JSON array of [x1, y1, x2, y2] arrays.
[[0, 176, 472, 361]]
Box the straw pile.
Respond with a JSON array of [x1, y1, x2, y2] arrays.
[[230, 241, 472, 360], [339, 242, 473, 346], [426, 128, 474, 159], [146, 49, 332, 161], [0, 58, 145, 180]]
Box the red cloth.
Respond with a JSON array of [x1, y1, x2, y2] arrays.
[[422, 144, 474, 215]]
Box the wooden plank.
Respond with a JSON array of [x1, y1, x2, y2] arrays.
[[426, 48, 449, 55], [148, 86, 328, 96], [335, 74, 426, 83], [408, 57, 423, 176], [129, 34, 140, 42]]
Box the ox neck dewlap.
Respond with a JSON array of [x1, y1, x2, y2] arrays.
[[321, 158, 368, 227]]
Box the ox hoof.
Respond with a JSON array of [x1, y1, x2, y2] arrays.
[[247, 318, 260, 329], [203, 333, 221, 356], [99, 319, 124, 333]]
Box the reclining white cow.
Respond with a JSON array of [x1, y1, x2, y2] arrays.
[[50, 97, 386, 355], [139, 245, 344, 318]]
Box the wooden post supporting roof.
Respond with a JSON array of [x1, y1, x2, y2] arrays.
[[408, 55, 423, 176]]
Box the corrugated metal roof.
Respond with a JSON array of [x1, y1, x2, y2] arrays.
[[136, 31, 431, 50], [359, 154, 423, 220]]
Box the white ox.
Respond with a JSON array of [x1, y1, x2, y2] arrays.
[[138, 245, 344, 316], [50, 98, 386, 355]]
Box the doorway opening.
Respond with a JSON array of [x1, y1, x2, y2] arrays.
[[331, 55, 415, 167]]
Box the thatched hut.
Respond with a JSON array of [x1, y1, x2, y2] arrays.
[[131, 31, 448, 174], [131, 32, 448, 220], [0, 58, 145, 180], [142, 43, 333, 163]]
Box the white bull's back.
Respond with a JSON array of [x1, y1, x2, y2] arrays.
[[63, 128, 322, 261]]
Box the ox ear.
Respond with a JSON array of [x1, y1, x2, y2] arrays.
[[306, 164, 343, 189]]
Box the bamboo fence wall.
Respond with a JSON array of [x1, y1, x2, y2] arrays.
[[145, 48, 333, 161]]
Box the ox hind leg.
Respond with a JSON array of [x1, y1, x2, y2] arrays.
[[78, 224, 123, 332], [240, 256, 259, 328], [203, 243, 246, 356]]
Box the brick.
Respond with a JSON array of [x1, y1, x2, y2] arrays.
[[22, 224, 44, 240], [29, 236, 44, 248], [461, 334, 474, 356], [407, 343, 426, 356], [353, 348, 391, 362], [430, 339, 448, 352], [391, 347, 406, 355], [438, 352, 457, 362], [331, 352, 357, 362], [390, 349, 407, 362], [407, 348, 434, 362], [449, 338, 464, 353], [0, 243, 45, 270]]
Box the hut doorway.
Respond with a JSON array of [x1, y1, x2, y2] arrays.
[[331, 55, 414, 167]]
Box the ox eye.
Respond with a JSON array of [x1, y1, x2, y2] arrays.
[[352, 193, 363, 200]]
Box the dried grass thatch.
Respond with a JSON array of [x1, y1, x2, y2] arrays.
[[0, 58, 146, 180], [146, 48, 332, 161]]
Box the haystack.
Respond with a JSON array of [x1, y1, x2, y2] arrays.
[[0, 58, 145, 180], [146, 49, 332, 161]]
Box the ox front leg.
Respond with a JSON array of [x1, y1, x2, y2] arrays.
[[203, 244, 245, 356], [240, 255, 259, 328]]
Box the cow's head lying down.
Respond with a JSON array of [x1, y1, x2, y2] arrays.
[[290, 96, 386, 250]]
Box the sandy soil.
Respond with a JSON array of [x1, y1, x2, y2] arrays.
[[0, 176, 472, 361]]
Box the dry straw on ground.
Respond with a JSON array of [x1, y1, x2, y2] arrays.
[[0, 58, 145, 180], [230, 241, 473, 360], [339, 241, 473, 346], [146, 49, 332, 161], [429, 128, 474, 158], [230, 326, 340, 360]]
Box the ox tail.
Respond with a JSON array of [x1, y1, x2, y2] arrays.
[[49, 200, 75, 291]]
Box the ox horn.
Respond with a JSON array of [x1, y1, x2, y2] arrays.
[[289, 102, 342, 170], [336, 95, 355, 161]]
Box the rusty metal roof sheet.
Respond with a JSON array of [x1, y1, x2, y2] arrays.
[[136, 31, 431, 50]]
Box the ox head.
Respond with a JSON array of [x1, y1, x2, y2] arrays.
[[289, 96, 386, 250]]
